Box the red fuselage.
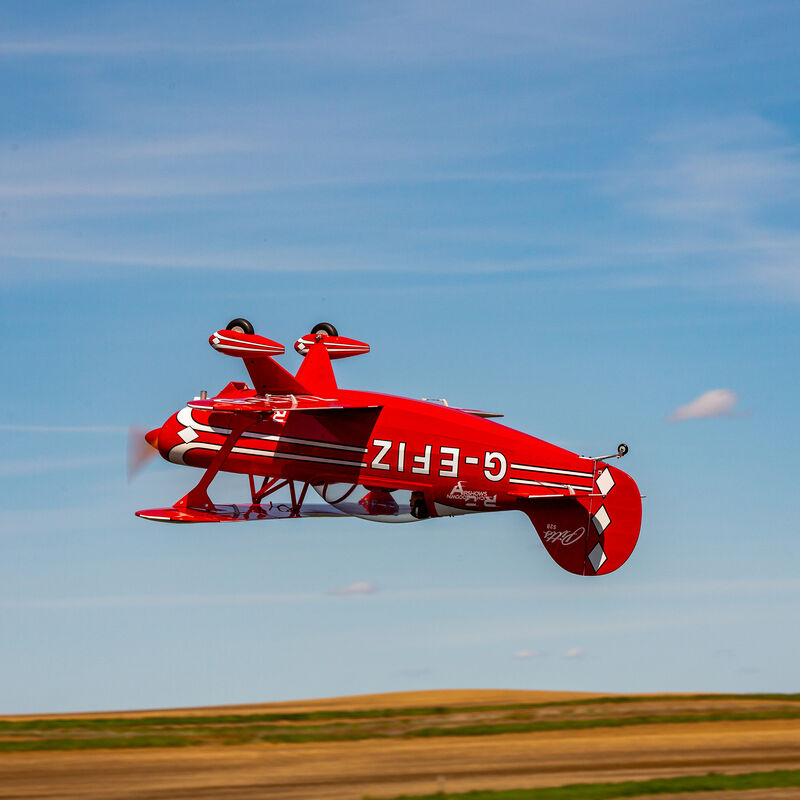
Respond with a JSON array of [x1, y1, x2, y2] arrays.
[[157, 387, 602, 521]]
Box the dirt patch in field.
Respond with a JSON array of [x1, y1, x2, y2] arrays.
[[1, 715, 799, 799]]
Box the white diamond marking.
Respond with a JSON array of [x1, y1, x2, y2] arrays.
[[178, 426, 199, 443], [596, 468, 615, 496], [592, 505, 611, 534], [588, 542, 607, 572]]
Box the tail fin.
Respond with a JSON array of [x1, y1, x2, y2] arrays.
[[295, 340, 337, 394], [293, 334, 370, 394], [522, 463, 641, 575]]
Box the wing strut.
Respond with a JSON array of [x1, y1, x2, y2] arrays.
[[174, 415, 253, 511], [247, 474, 310, 517]]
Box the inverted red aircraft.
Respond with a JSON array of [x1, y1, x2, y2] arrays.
[[136, 320, 642, 575]]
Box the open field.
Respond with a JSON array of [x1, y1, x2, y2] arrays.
[[1, 690, 799, 799]]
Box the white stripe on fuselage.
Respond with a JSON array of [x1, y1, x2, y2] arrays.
[[176, 406, 367, 453], [509, 463, 594, 479], [508, 477, 592, 493], [168, 440, 366, 469]]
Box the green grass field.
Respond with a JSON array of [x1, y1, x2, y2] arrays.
[[370, 768, 800, 799], [2, 693, 799, 752]]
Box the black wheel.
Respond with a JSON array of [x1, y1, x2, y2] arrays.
[[617, 443, 629, 457], [311, 322, 338, 337], [226, 318, 254, 335]]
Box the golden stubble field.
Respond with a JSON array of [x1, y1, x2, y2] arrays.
[[1, 689, 799, 800]]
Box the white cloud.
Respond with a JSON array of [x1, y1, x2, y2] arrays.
[[514, 649, 545, 660], [328, 581, 378, 596], [667, 388, 738, 422], [564, 646, 586, 659]]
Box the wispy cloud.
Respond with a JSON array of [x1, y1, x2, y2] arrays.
[[611, 115, 800, 298], [514, 649, 545, 660], [0, 5, 627, 65], [0, 424, 126, 433], [564, 647, 586, 659], [0, 591, 323, 610], [328, 581, 378, 596], [5, 578, 800, 610], [0, 455, 118, 477], [667, 388, 739, 422], [0, 131, 593, 203]]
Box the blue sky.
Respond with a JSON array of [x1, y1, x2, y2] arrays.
[[1, 1, 798, 713]]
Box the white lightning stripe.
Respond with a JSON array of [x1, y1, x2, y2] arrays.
[[168, 441, 219, 465], [169, 441, 365, 469], [214, 338, 276, 350], [295, 338, 368, 354], [178, 407, 232, 435], [212, 331, 281, 349], [213, 343, 281, 354], [175, 407, 366, 452], [510, 463, 594, 478], [509, 477, 593, 492]]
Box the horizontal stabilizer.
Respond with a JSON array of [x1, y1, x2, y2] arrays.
[[208, 328, 308, 394], [295, 334, 370, 359], [136, 502, 348, 523], [209, 329, 284, 357]]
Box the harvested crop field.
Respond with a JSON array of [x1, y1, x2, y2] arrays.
[[1, 690, 799, 799]]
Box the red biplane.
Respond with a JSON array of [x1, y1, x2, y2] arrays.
[[135, 320, 642, 575]]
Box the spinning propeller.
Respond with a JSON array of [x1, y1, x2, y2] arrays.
[[127, 425, 161, 480]]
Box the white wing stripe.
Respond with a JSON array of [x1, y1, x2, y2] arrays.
[[212, 331, 282, 350], [509, 477, 593, 492], [510, 463, 594, 478], [213, 343, 282, 354]]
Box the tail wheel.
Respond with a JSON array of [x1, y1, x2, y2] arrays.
[[311, 322, 338, 337], [226, 318, 255, 335]]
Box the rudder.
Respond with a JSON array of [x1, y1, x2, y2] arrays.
[[522, 463, 642, 575]]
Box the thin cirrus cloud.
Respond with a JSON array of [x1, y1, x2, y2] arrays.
[[0, 455, 119, 478], [0, 7, 629, 65], [564, 647, 586, 659], [611, 116, 800, 298], [667, 389, 739, 422], [328, 581, 378, 596], [0, 424, 126, 433]]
